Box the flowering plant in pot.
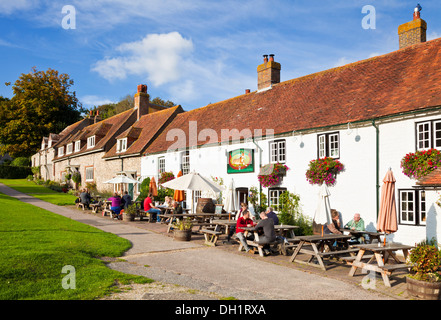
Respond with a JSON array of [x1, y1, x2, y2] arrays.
[[305, 157, 344, 186], [158, 171, 175, 185], [173, 217, 193, 241], [407, 239, 441, 300], [257, 163, 289, 188], [400, 148, 441, 179]]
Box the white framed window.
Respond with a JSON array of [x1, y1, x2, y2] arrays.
[[87, 136, 96, 149], [317, 132, 340, 158], [117, 138, 127, 153], [399, 189, 426, 226], [433, 120, 441, 150], [85, 167, 94, 181], [74, 141, 81, 152], [417, 121, 431, 150], [268, 187, 287, 211], [182, 151, 190, 175], [58, 146, 64, 156], [66, 143, 73, 154], [158, 157, 165, 174], [269, 140, 286, 163]]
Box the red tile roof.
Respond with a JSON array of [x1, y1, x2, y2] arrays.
[[103, 106, 183, 159], [146, 38, 441, 154], [53, 108, 136, 160], [417, 168, 441, 186]]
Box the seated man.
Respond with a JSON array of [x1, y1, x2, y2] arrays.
[[143, 193, 162, 222], [235, 210, 255, 254], [79, 188, 91, 210], [265, 207, 279, 225], [255, 211, 276, 256], [344, 213, 367, 244], [323, 209, 343, 235], [172, 200, 183, 214]]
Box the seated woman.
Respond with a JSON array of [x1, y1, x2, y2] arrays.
[[235, 210, 256, 254], [108, 192, 123, 220]]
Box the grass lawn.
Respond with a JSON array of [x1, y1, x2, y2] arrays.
[[0, 179, 78, 206], [0, 191, 152, 300]]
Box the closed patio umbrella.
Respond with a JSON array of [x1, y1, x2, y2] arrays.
[[313, 184, 332, 236], [173, 170, 185, 202], [149, 176, 158, 197], [377, 169, 398, 244], [224, 178, 238, 220]]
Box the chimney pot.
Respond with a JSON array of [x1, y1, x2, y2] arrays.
[[245, 89, 250, 94], [398, 6, 426, 49], [257, 54, 281, 91], [269, 54, 275, 61], [263, 54, 268, 63], [137, 84, 148, 93]]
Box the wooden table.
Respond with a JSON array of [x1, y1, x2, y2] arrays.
[[340, 228, 384, 244], [238, 226, 285, 257], [289, 234, 353, 271], [348, 243, 413, 287], [211, 219, 237, 235], [274, 225, 299, 239]]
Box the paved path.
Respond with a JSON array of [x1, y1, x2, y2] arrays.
[[0, 183, 394, 300]]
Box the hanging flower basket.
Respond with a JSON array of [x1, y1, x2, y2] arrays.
[[305, 157, 344, 186], [400, 148, 441, 180], [158, 171, 175, 185], [258, 163, 289, 188]]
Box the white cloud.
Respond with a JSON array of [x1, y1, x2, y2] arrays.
[[428, 31, 441, 41], [91, 32, 193, 86], [80, 95, 115, 108], [0, 0, 39, 15], [333, 57, 353, 68]]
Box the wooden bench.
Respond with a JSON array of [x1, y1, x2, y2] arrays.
[[340, 254, 374, 264], [381, 264, 412, 274], [90, 203, 102, 213], [318, 248, 360, 258], [201, 229, 223, 246]]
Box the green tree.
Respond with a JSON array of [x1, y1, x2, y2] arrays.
[[0, 67, 84, 157]]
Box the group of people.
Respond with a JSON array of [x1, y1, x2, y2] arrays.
[[107, 191, 133, 219], [143, 194, 183, 222], [230, 203, 279, 256], [323, 209, 367, 243]]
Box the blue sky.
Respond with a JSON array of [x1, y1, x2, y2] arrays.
[[1, 0, 440, 112]]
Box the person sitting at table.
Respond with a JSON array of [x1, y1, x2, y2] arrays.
[[236, 210, 256, 254], [144, 193, 162, 222], [171, 200, 183, 214], [122, 191, 132, 209], [323, 209, 342, 235], [265, 207, 279, 225], [344, 213, 367, 244], [108, 192, 123, 220], [79, 188, 91, 210], [255, 211, 277, 256]]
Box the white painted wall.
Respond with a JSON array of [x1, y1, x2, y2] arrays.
[[141, 111, 441, 245]]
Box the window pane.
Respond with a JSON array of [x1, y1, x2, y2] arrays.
[[417, 122, 431, 150]]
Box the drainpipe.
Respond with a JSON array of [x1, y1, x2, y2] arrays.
[[372, 120, 380, 219], [252, 137, 263, 209]]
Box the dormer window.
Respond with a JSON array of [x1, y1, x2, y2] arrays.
[[87, 136, 96, 149], [116, 138, 127, 153], [66, 143, 73, 155], [74, 140, 81, 152], [58, 146, 64, 156]]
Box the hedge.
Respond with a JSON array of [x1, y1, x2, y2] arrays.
[[0, 165, 33, 179]]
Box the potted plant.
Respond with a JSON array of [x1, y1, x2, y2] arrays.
[[400, 148, 441, 179], [406, 239, 441, 300], [258, 163, 289, 188], [123, 204, 137, 222], [173, 217, 193, 241], [305, 157, 344, 186]]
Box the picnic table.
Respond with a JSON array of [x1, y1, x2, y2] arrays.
[[238, 226, 295, 257], [348, 243, 413, 287], [289, 234, 354, 271], [275, 225, 299, 239], [211, 219, 237, 235], [340, 228, 383, 244]]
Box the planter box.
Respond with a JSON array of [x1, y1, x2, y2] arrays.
[[174, 229, 192, 241], [406, 276, 441, 300]]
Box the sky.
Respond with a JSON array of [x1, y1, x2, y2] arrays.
[[1, 0, 441, 112]]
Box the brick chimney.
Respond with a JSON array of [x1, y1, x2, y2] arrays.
[[134, 84, 149, 120], [257, 54, 281, 91], [94, 110, 101, 124], [398, 5, 427, 49]]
